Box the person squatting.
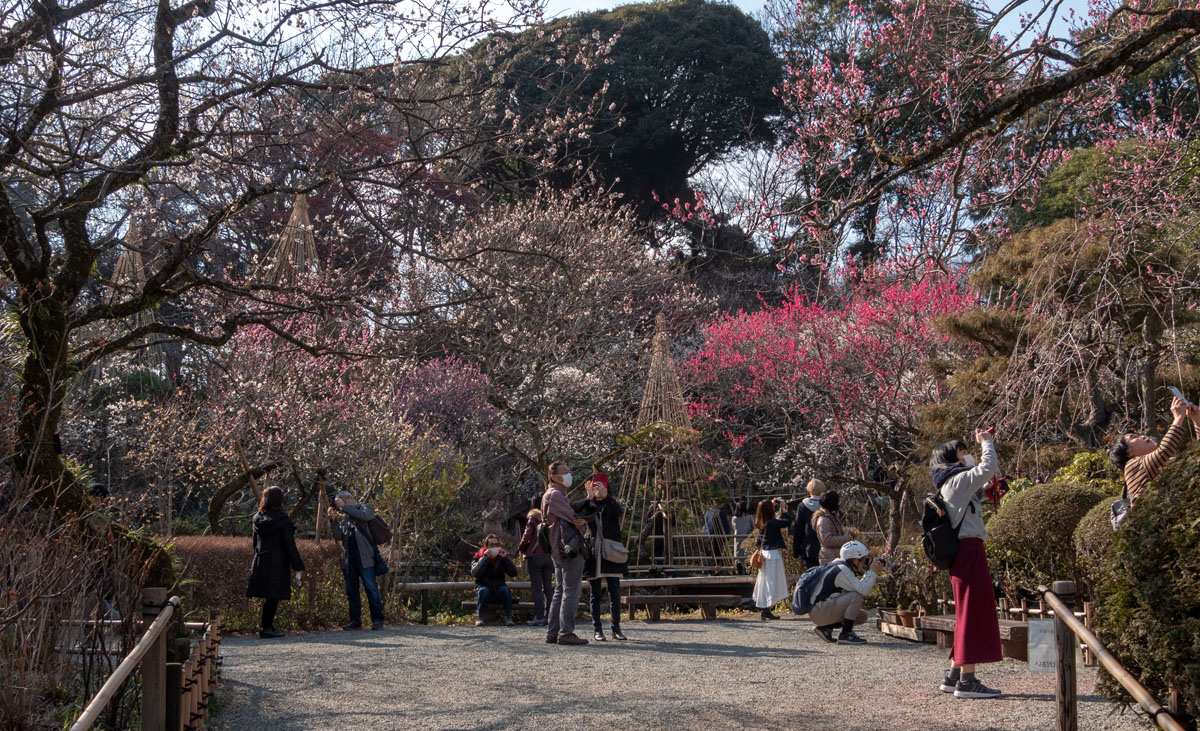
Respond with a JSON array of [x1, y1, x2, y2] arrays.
[[245, 401, 1191, 704]]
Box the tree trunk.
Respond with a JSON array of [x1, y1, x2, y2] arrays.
[[1141, 318, 1159, 435], [12, 281, 81, 512], [10, 276, 174, 583], [887, 486, 906, 552], [208, 462, 281, 534]]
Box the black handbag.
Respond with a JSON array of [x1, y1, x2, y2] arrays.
[[560, 522, 591, 561]]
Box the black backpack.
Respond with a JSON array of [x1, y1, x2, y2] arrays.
[[536, 520, 553, 554], [921, 493, 969, 570]]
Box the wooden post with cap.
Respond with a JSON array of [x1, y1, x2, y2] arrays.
[[1052, 581, 1078, 731], [140, 588, 169, 731]]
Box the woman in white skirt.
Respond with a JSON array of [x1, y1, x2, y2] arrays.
[[752, 498, 792, 619]]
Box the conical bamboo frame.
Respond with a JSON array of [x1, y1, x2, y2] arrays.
[[263, 193, 320, 285], [109, 214, 165, 374], [615, 314, 723, 571]]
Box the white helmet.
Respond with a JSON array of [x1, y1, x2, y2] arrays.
[[840, 541, 869, 561]]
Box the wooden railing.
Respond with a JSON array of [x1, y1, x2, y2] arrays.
[[1039, 581, 1185, 731], [69, 589, 223, 731], [398, 574, 756, 623]]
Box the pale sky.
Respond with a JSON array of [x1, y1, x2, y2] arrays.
[[541, 0, 1075, 42], [544, 0, 759, 18]]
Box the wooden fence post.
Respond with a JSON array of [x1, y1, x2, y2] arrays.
[[1052, 581, 1078, 731], [1082, 602, 1094, 666], [140, 588, 169, 731], [165, 662, 182, 731]]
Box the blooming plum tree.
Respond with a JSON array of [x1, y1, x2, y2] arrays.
[[688, 267, 974, 548]]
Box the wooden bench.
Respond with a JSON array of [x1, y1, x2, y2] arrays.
[[461, 601, 538, 615], [916, 615, 1029, 661], [621, 594, 741, 621]]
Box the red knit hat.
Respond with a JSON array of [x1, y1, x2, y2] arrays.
[[589, 472, 609, 489]]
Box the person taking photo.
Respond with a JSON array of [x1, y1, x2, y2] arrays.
[[931, 430, 1002, 699], [572, 472, 628, 642], [751, 498, 792, 620], [808, 540, 880, 645], [471, 534, 518, 626], [328, 490, 385, 631]]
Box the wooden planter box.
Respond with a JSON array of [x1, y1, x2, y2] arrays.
[[876, 607, 925, 642]]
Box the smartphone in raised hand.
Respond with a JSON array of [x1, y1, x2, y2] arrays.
[[1169, 386, 1193, 408]]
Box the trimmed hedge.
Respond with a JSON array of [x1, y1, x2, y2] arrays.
[[1072, 501, 1116, 600], [1094, 446, 1200, 720], [988, 481, 1107, 597], [170, 536, 413, 633]]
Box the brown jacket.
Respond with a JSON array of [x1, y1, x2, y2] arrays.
[[812, 510, 850, 565]]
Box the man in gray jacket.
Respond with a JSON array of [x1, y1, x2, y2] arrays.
[[328, 490, 385, 630]]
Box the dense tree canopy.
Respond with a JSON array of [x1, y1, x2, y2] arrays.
[[488, 0, 783, 219]]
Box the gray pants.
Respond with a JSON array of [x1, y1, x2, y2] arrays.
[[547, 554, 585, 638], [809, 591, 868, 627]]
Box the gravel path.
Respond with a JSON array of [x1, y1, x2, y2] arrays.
[[211, 614, 1146, 730]]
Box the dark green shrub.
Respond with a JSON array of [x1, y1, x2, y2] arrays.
[[1093, 445, 1200, 720], [1073, 501, 1116, 600], [988, 481, 1107, 596]]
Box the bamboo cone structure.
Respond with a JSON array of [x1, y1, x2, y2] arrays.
[[262, 193, 320, 285], [615, 314, 719, 571], [108, 215, 165, 373]]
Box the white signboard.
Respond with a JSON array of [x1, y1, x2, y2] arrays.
[[1028, 619, 1056, 673]]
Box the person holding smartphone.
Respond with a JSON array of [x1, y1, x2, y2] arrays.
[[751, 498, 792, 620], [1109, 396, 1200, 506], [930, 430, 1002, 698], [572, 473, 628, 642], [471, 534, 518, 626]]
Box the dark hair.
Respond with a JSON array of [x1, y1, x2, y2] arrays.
[[930, 440, 968, 470], [819, 490, 840, 513], [484, 533, 500, 546], [733, 501, 745, 517], [1109, 434, 1131, 471], [259, 486, 285, 513], [548, 460, 566, 477]]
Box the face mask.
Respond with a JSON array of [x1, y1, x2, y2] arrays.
[[962, 454, 976, 469], [561, 473, 573, 488], [487, 547, 499, 557]]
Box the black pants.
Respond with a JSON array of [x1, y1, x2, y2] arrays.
[[589, 576, 622, 631], [261, 598, 279, 631]]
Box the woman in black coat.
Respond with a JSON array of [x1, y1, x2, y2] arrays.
[[246, 487, 305, 638], [571, 473, 628, 642]]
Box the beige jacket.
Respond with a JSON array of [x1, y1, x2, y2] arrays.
[[812, 511, 850, 565]]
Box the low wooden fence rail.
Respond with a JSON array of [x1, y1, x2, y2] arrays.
[[398, 574, 758, 623], [69, 588, 223, 731], [1039, 581, 1184, 731]]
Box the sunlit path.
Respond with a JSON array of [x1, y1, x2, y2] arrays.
[[211, 615, 1142, 731]]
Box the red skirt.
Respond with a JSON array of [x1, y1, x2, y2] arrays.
[[950, 537, 1002, 666]]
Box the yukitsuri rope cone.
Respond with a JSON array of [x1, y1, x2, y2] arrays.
[[109, 215, 165, 373], [262, 193, 320, 285], [614, 314, 721, 573]]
